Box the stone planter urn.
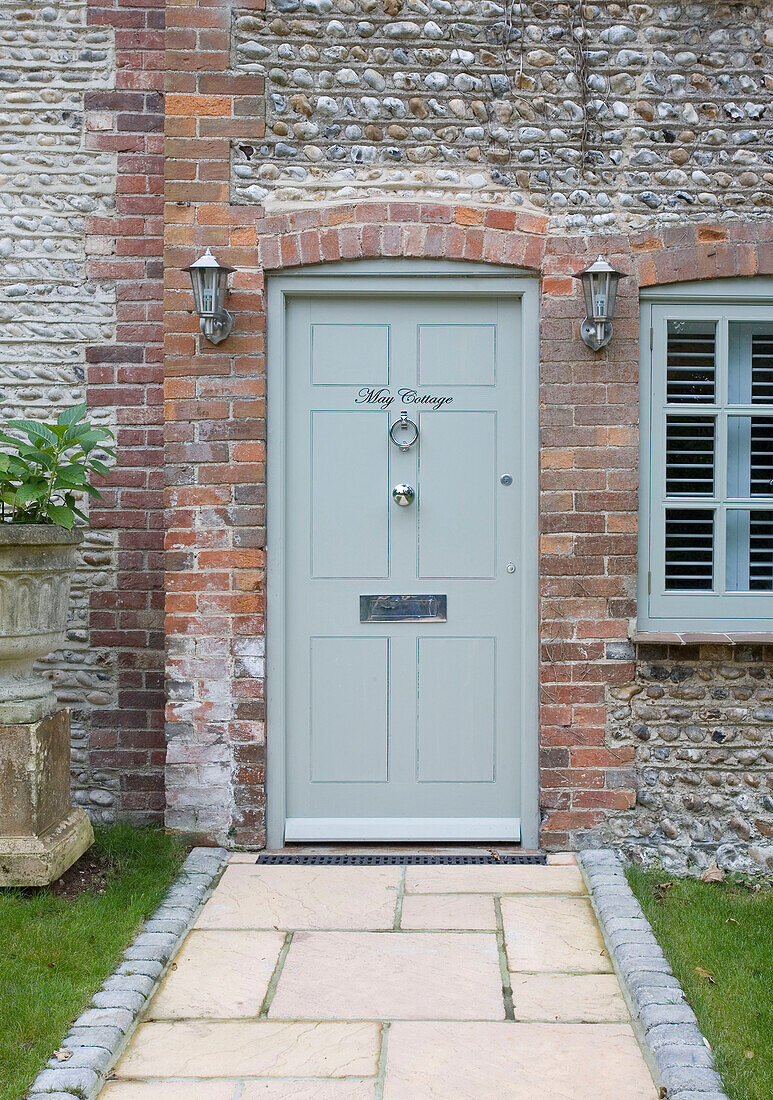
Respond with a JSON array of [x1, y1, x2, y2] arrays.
[[0, 526, 93, 885]]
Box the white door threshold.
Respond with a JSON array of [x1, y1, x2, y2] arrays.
[[284, 817, 521, 842]]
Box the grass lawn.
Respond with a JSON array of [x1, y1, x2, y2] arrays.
[[628, 866, 773, 1100], [0, 825, 186, 1100]]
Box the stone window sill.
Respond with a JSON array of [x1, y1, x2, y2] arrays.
[[631, 631, 773, 645]]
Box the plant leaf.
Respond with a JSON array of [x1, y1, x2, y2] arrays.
[[57, 403, 86, 427], [46, 504, 75, 529], [17, 447, 55, 470], [6, 420, 58, 447], [14, 482, 47, 507], [55, 466, 88, 486]]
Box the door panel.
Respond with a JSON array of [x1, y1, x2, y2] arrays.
[[418, 324, 497, 386], [310, 636, 389, 783], [311, 411, 390, 578], [311, 323, 390, 386], [283, 294, 524, 840], [417, 636, 495, 783], [417, 411, 497, 580]]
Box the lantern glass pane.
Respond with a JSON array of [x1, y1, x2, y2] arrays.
[[591, 272, 609, 322], [606, 274, 619, 320], [581, 276, 594, 318], [189, 270, 204, 315], [200, 269, 219, 316], [216, 268, 229, 309]]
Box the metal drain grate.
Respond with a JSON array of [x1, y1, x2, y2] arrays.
[[255, 853, 547, 866]]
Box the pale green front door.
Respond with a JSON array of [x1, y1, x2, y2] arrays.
[[282, 292, 526, 841]]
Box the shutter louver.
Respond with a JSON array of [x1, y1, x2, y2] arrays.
[[666, 416, 715, 496], [667, 326, 716, 403], [665, 509, 714, 590], [750, 417, 773, 496], [751, 335, 773, 404], [749, 511, 773, 589]]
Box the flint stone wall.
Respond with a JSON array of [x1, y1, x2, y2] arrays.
[[0, 0, 119, 820], [232, 0, 773, 226], [595, 644, 773, 875]]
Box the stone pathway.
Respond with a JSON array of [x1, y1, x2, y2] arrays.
[[100, 854, 658, 1099]]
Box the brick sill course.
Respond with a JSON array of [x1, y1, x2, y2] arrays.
[[26, 847, 229, 1100], [632, 631, 773, 645], [578, 850, 729, 1100]]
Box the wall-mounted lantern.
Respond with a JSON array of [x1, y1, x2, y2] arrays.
[[573, 255, 627, 351], [184, 248, 235, 345]]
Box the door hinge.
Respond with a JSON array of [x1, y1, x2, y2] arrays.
[[649, 327, 653, 350], [648, 571, 652, 594]]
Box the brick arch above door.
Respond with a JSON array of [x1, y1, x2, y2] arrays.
[[164, 209, 773, 848]]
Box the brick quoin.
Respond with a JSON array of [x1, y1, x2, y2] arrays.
[[84, 0, 166, 821]]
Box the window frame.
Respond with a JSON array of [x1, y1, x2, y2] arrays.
[[639, 279, 773, 634]]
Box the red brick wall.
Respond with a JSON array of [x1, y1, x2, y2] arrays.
[[163, 0, 266, 844], [83, 0, 166, 821]]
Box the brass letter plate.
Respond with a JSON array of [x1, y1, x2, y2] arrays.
[[360, 594, 447, 623]]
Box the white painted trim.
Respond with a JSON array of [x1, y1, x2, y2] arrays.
[[285, 818, 521, 842]]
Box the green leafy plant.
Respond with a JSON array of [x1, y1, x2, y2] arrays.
[[0, 403, 115, 529]]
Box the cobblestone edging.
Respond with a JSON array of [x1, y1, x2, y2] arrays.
[[26, 846, 229, 1100], [578, 850, 729, 1100]]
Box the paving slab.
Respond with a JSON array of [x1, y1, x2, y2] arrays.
[[196, 865, 400, 930], [113, 1021, 381, 1079], [404, 864, 586, 895], [100, 1083, 235, 1100], [382, 1021, 658, 1099], [510, 973, 629, 1022], [269, 931, 504, 1020], [149, 930, 285, 1018], [101, 1082, 377, 1100], [240, 1083, 377, 1098], [399, 892, 497, 930], [502, 895, 612, 973]]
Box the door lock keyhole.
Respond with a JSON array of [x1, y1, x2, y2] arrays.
[[392, 484, 415, 507]]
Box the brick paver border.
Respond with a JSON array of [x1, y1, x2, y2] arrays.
[[579, 850, 729, 1100], [26, 846, 229, 1100]]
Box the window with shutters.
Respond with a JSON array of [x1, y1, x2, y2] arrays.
[[639, 287, 773, 633]]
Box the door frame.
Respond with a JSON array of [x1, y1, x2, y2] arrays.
[[266, 260, 540, 849]]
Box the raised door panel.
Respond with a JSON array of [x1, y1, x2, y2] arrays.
[[417, 636, 495, 782], [418, 411, 497, 579], [311, 323, 390, 386], [311, 410, 390, 579], [417, 323, 497, 386], [310, 636, 389, 783]]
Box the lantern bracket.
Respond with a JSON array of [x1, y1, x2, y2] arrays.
[[579, 317, 613, 351], [200, 310, 234, 345]]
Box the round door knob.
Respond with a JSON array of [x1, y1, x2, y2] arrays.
[[392, 483, 415, 506]]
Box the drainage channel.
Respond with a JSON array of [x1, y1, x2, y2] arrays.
[[255, 853, 547, 866]]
